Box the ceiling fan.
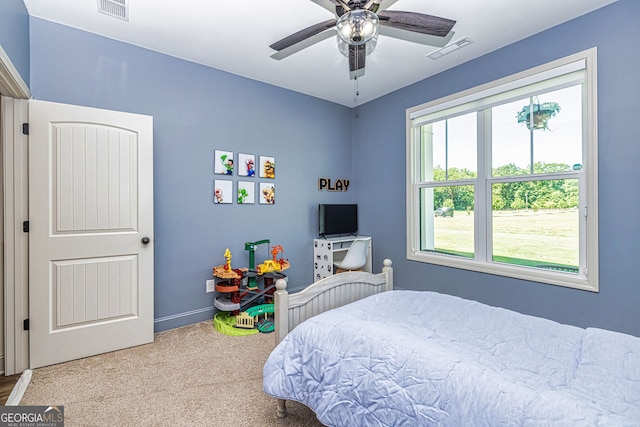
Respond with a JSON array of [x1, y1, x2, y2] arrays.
[[269, 0, 456, 80]]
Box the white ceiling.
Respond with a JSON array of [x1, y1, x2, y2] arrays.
[[22, 0, 616, 107]]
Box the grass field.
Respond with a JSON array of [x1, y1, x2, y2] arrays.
[[433, 209, 579, 268]]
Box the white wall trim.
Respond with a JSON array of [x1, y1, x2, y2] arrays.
[[5, 368, 31, 405], [0, 46, 30, 100], [1, 48, 31, 376], [153, 306, 215, 326], [2, 95, 29, 375], [0, 97, 4, 375]]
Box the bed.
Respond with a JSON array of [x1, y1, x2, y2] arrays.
[[263, 259, 640, 426]]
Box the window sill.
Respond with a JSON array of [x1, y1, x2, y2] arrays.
[[407, 250, 598, 292]]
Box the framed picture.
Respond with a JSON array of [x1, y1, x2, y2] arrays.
[[259, 156, 275, 179], [214, 150, 234, 175], [238, 153, 256, 177], [259, 183, 275, 205], [214, 180, 233, 204], [237, 181, 255, 204]]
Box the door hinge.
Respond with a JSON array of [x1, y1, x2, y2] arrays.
[[22, 123, 29, 135], [23, 221, 29, 232], [23, 319, 29, 331]]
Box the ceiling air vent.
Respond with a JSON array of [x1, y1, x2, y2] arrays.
[[427, 37, 473, 60], [97, 0, 129, 21]]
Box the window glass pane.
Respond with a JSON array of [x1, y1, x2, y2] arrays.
[[409, 53, 596, 290], [491, 179, 579, 272], [428, 122, 446, 181], [422, 113, 477, 182], [419, 186, 474, 258], [492, 99, 531, 176], [492, 85, 583, 177], [531, 86, 583, 171], [447, 114, 477, 176]]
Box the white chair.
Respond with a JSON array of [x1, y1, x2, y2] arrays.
[[333, 238, 371, 273]]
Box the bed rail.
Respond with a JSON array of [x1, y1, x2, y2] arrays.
[[274, 258, 392, 346]]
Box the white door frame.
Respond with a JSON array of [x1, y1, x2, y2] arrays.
[[1, 45, 31, 375]]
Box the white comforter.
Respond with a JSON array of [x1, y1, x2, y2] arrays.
[[263, 290, 640, 426]]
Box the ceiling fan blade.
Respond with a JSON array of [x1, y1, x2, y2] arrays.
[[349, 44, 366, 80], [310, 0, 350, 14], [378, 10, 456, 37], [363, 0, 399, 13], [270, 29, 337, 60], [270, 19, 337, 52], [363, 0, 382, 13]]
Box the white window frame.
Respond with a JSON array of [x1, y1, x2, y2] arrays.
[[406, 48, 599, 292]]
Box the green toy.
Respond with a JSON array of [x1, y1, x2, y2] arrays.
[[244, 239, 270, 289]]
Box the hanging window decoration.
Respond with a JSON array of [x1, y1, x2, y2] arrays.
[[516, 99, 560, 131]]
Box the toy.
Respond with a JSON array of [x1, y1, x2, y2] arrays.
[[257, 245, 290, 274], [212, 242, 286, 335], [220, 154, 234, 175], [263, 159, 275, 179], [244, 239, 270, 289], [213, 311, 258, 336], [212, 248, 247, 280], [245, 158, 255, 176], [262, 185, 275, 204], [214, 188, 223, 203], [237, 188, 249, 204], [235, 304, 275, 333]]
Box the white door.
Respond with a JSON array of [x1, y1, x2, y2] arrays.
[[28, 100, 154, 368]]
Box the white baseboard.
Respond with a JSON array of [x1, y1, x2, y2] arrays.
[[5, 369, 32, 406], [154, 306, 214, 326]]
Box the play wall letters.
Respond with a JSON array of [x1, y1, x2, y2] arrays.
[[318, 178, 350, 192]]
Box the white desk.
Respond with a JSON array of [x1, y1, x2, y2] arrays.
[[313, 235, 372, 281]]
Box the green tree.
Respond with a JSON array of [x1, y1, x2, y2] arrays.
[[436, 162, 578, 212], [432, 166, 475, 210]]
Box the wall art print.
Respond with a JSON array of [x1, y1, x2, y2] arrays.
[[259, 156, 275, 179], [214, 180, 233, 204], [214, 150, 234, 175], [238, 153, 256, 177], [259, 183, 275, 205], [237, 181, 255, 204]]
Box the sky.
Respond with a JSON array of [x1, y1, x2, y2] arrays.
[[432, 85, 582, 173]]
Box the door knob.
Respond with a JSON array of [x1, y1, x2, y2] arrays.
[[141, 237, 151, 245]]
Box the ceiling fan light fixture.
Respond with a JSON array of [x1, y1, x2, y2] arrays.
[[336, 9, 379, 46], [337, 35, 378, 57]]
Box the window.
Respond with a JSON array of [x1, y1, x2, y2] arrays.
[[406, 49, 598, 291]]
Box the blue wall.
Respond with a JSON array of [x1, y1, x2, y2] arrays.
[[13, 1, 640, 336], [353, 0, 640, 336], [29, 18, 355, 331], [0, 0, 30, 87]]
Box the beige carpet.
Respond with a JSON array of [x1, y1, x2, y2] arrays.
[[20, 321, 324, 427]]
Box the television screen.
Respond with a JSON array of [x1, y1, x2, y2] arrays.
[[319, 204, 358, 236]]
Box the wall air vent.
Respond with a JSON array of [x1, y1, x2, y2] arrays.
[[427, 37, 473, 60], [97, 0, 129, 21]]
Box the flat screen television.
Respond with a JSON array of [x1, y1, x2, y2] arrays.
[[318, 204, 358, 237]]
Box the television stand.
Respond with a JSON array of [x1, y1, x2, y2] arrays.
[[313, 235, 372, 281]]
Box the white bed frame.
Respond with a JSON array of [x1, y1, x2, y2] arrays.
[[271, 258, 393, 418]]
